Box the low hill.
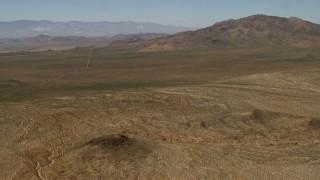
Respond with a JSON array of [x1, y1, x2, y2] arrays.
[[111, 33, 168, 44], [0, 35, 111, 53]]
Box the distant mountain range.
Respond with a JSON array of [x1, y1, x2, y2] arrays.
[[0, 20, 194, 38], [0, 34, 105, 43], [142, 15, 320, 51]]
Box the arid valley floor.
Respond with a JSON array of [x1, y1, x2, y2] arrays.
[[1, 46, 320, 179]]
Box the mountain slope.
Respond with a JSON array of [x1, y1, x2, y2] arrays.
[[0, 20, 193, 38], [142, 15, 320, 51]]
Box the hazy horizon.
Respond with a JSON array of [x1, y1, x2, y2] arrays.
[[1, 0, 320, 28]]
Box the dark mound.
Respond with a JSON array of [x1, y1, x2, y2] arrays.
[[250, 109, 273, 123], [83, 134, 153, 161], [309, 118, 320, 130], [87, 134, 131, 147]]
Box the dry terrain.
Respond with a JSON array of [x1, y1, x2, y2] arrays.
[[142, 15, 320, 51], [1, 45, 320, 179]]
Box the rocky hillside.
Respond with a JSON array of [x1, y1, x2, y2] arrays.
[[142, 15, 320, 51]]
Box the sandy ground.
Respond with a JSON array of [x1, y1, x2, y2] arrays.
[[0, 47, 320, 179]]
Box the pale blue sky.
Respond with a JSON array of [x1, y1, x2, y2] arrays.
[[0, 0, 319, 28]]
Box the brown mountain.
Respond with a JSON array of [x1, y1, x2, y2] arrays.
[[142, 15, 320, 51]]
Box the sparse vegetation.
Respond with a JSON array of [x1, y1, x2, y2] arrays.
[[1, 14, 320, 179]]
